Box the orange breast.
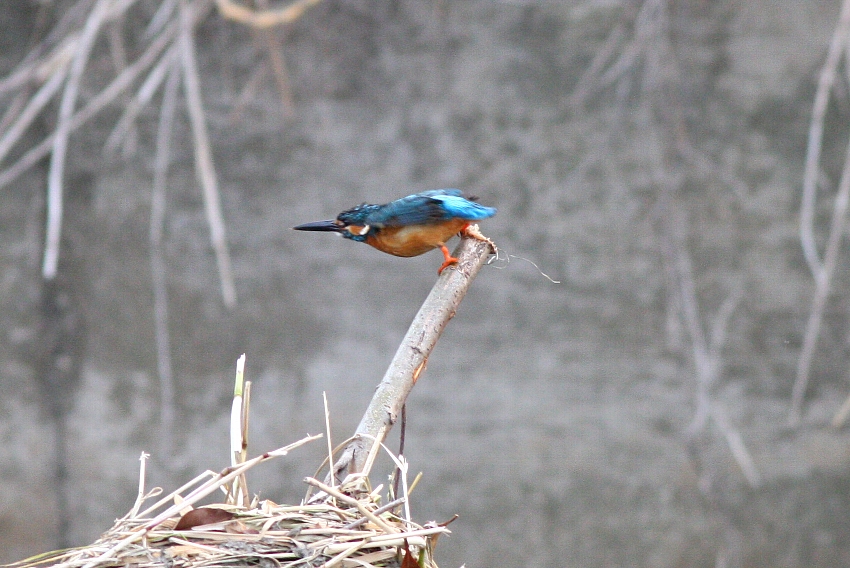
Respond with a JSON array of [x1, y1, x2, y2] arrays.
[[365, 219, 469, 257]]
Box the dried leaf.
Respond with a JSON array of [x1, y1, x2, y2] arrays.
[[400, 540, 419, 568], [174, 507, 236, 530]]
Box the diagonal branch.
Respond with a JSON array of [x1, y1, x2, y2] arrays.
[[331, 232, 495, 480]]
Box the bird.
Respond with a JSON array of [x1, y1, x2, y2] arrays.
[[293, 189, 496, 274]]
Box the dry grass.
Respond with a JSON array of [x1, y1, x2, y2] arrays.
[[7, 433, 447, 568]]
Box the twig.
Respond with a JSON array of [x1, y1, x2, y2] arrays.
[[323, 391, 336, 488], [791, 0, 850, 421], [661, 192, 757, 486], [150, 57, 180, 463], [321, 540, 367, 568], [256, 0, 294, 117], [105, 44, 180, 154], [303, 477, 398, 534], [567, 17, 627, 108], [43, 0, 112, 280], [711, 404, 760, 487], [146, 0, 178, 39], [0, 27, 76, 96], [0, 63, 67, 167], [0, 17, 180, 191], [106, 12, 137, 156], [800, 0, 850, 275], [343, 497, 406, 530], [392, 403, 406, 501], [227, 61, 266, 123], [86, 435, 322, 568], [128, 452, 150, 519], [331, 231, 494, 478], [178, 0, 237, 308], [792, 118, 850, 421]]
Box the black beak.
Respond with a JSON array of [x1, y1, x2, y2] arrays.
[[292, 219, 342, 232]]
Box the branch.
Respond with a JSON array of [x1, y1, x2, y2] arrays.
[[179, 0, 237, 308], [43, 0, 112, 280], [800, 0, 850, 275], [150, 59, 181, 463], [331, 231, 494, 480], [0, 17, 179, 191], [791, 132, 850, 421]]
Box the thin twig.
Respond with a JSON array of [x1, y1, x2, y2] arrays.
[[178, 0, 237, 308], [256, 0, 294, 117], [791, 131, 850, 421], [800, 0, 850, 275], [343, 497, 406, 530], [0, 17, 180, 190], [711, 404, 761, 487], [0, 63, 67, 167], [128, 452, 151, 519], [662, 190, 757, 486], [43, 0, 112, 280], [0, 29, 75, 96], [303, 477, 398, 534], [105, 44, 180, 154], [567, 18, 627, 108], [229, 354, 247, 505], [79, 434, 321, 568], [392, 403, 406, 500], [323, 391, 336, 488], [150, 57, 180, 463], [106, 12, 138, 157], [227, 61, 267, 123], [239, 381, 252, 506], [791, 0, 850, 421]]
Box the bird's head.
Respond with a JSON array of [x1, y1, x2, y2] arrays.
[[292, 204, 380, 243]]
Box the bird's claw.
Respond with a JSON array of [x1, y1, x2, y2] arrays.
[[437, 244, 459, 274], [462, 223, 498, 255]]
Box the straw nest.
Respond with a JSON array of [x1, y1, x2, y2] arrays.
[[11, 435, 449, 568]]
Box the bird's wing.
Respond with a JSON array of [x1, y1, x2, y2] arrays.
[[429, 193, 497, 221], [368, 190, 496, 227]]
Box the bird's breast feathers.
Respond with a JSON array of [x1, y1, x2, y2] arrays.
[[365, 219, 470, 257]]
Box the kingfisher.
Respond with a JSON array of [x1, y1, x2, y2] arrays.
[[293, 189, 496, 274]]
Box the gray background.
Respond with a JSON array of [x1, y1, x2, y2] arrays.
[[2, 1, 850, 566]]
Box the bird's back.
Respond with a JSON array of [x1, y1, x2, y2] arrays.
[[365, 189, 496, 228]]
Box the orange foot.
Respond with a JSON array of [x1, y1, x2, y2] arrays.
[[437, 244, 459, 275]]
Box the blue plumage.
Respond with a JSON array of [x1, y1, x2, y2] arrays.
[[342, 189, 495, 229]]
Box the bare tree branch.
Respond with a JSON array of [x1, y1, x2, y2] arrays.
[[179, 0, 237, 308], [150, 59, 181, 464], [800, 0, 850, 275], [792, 126, 850, 421], [331, 232, 495, 480], [0, 18, 179, 190], [43, 0, 113, 280]]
